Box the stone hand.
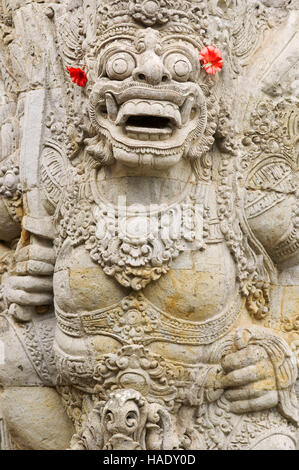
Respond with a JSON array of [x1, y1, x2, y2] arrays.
[[4, 242, 55, 320], [219, 342, 278, 414]]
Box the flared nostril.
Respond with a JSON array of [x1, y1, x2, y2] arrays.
[[134, 65, 171, 85]]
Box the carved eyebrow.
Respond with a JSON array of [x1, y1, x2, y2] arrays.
[[161, 34, 202, 50], [161, 43, 199, 64], [100, 43, 136, 56], [98, 41, 137, 64], [97, 35, 136, 53]]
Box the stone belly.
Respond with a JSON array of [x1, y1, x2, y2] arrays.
[[53, 241, 239, 371]]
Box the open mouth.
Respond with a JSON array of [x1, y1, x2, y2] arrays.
[[111, 98, 185, 142], [92, 86, 204, 148], [102, 94, 197, 141], [124, 115, 172, 141]]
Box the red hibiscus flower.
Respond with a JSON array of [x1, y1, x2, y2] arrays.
[[66, 67, 88, 87], [199, 46, 223, 75]]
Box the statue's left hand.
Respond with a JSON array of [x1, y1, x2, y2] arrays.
[[220, 344, 278, 414]]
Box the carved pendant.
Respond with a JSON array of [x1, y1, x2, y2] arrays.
[[58, 181, 209, 290]]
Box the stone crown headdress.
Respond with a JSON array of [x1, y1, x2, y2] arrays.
[[97, 0, 208, 35]]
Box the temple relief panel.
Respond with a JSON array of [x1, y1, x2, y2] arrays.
[[0, 0, 298, 450]]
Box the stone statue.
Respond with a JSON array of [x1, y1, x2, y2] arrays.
[[0, 0, 298, 450]]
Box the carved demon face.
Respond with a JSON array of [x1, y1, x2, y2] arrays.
[[89, 28, 208, 169]]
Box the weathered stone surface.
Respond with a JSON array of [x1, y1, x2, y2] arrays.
[[0, 0, 298, 450], [1, 387, 74, 450]]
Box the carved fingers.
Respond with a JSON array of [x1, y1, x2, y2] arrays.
[[15, 260, 54, 276], [221, 345, 267, 372], [7, 275, 53, 292], [228, 391, 278, 414], [5, 285, 53, 306], [15, 244, 56, 264], [222, 359, 275, 388], [220, 344, 278, 414], [224, 379, 277, 401], [6, 272, 53, 306], [4, 242, 55, 310]]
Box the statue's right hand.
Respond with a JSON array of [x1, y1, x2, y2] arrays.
[[4, 243, 55, 309]]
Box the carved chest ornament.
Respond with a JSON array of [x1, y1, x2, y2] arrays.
[[57, 173, 210, 290]]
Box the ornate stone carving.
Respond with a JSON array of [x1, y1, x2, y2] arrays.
[[0, 0, 298, 451], [0, 165, 21, 199], [56, 175, 208, 289]]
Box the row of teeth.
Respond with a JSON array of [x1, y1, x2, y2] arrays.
[[104, 94, 195, 129], [125, 130, 172, 141], [116, 100, 181, 128]]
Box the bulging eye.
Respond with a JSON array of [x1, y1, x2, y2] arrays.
[[106, 52, 136, 80], [164, 53, 192, 82]]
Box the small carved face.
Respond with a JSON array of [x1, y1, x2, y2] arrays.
[[89, 28, 207, 169]]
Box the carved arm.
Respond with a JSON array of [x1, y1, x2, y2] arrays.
[[246, 172, 299, 269]]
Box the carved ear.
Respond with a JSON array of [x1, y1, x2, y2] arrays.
[[186, 94, 218, 182]]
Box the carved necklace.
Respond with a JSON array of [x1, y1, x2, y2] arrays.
[[58, 171, 209, 290]]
